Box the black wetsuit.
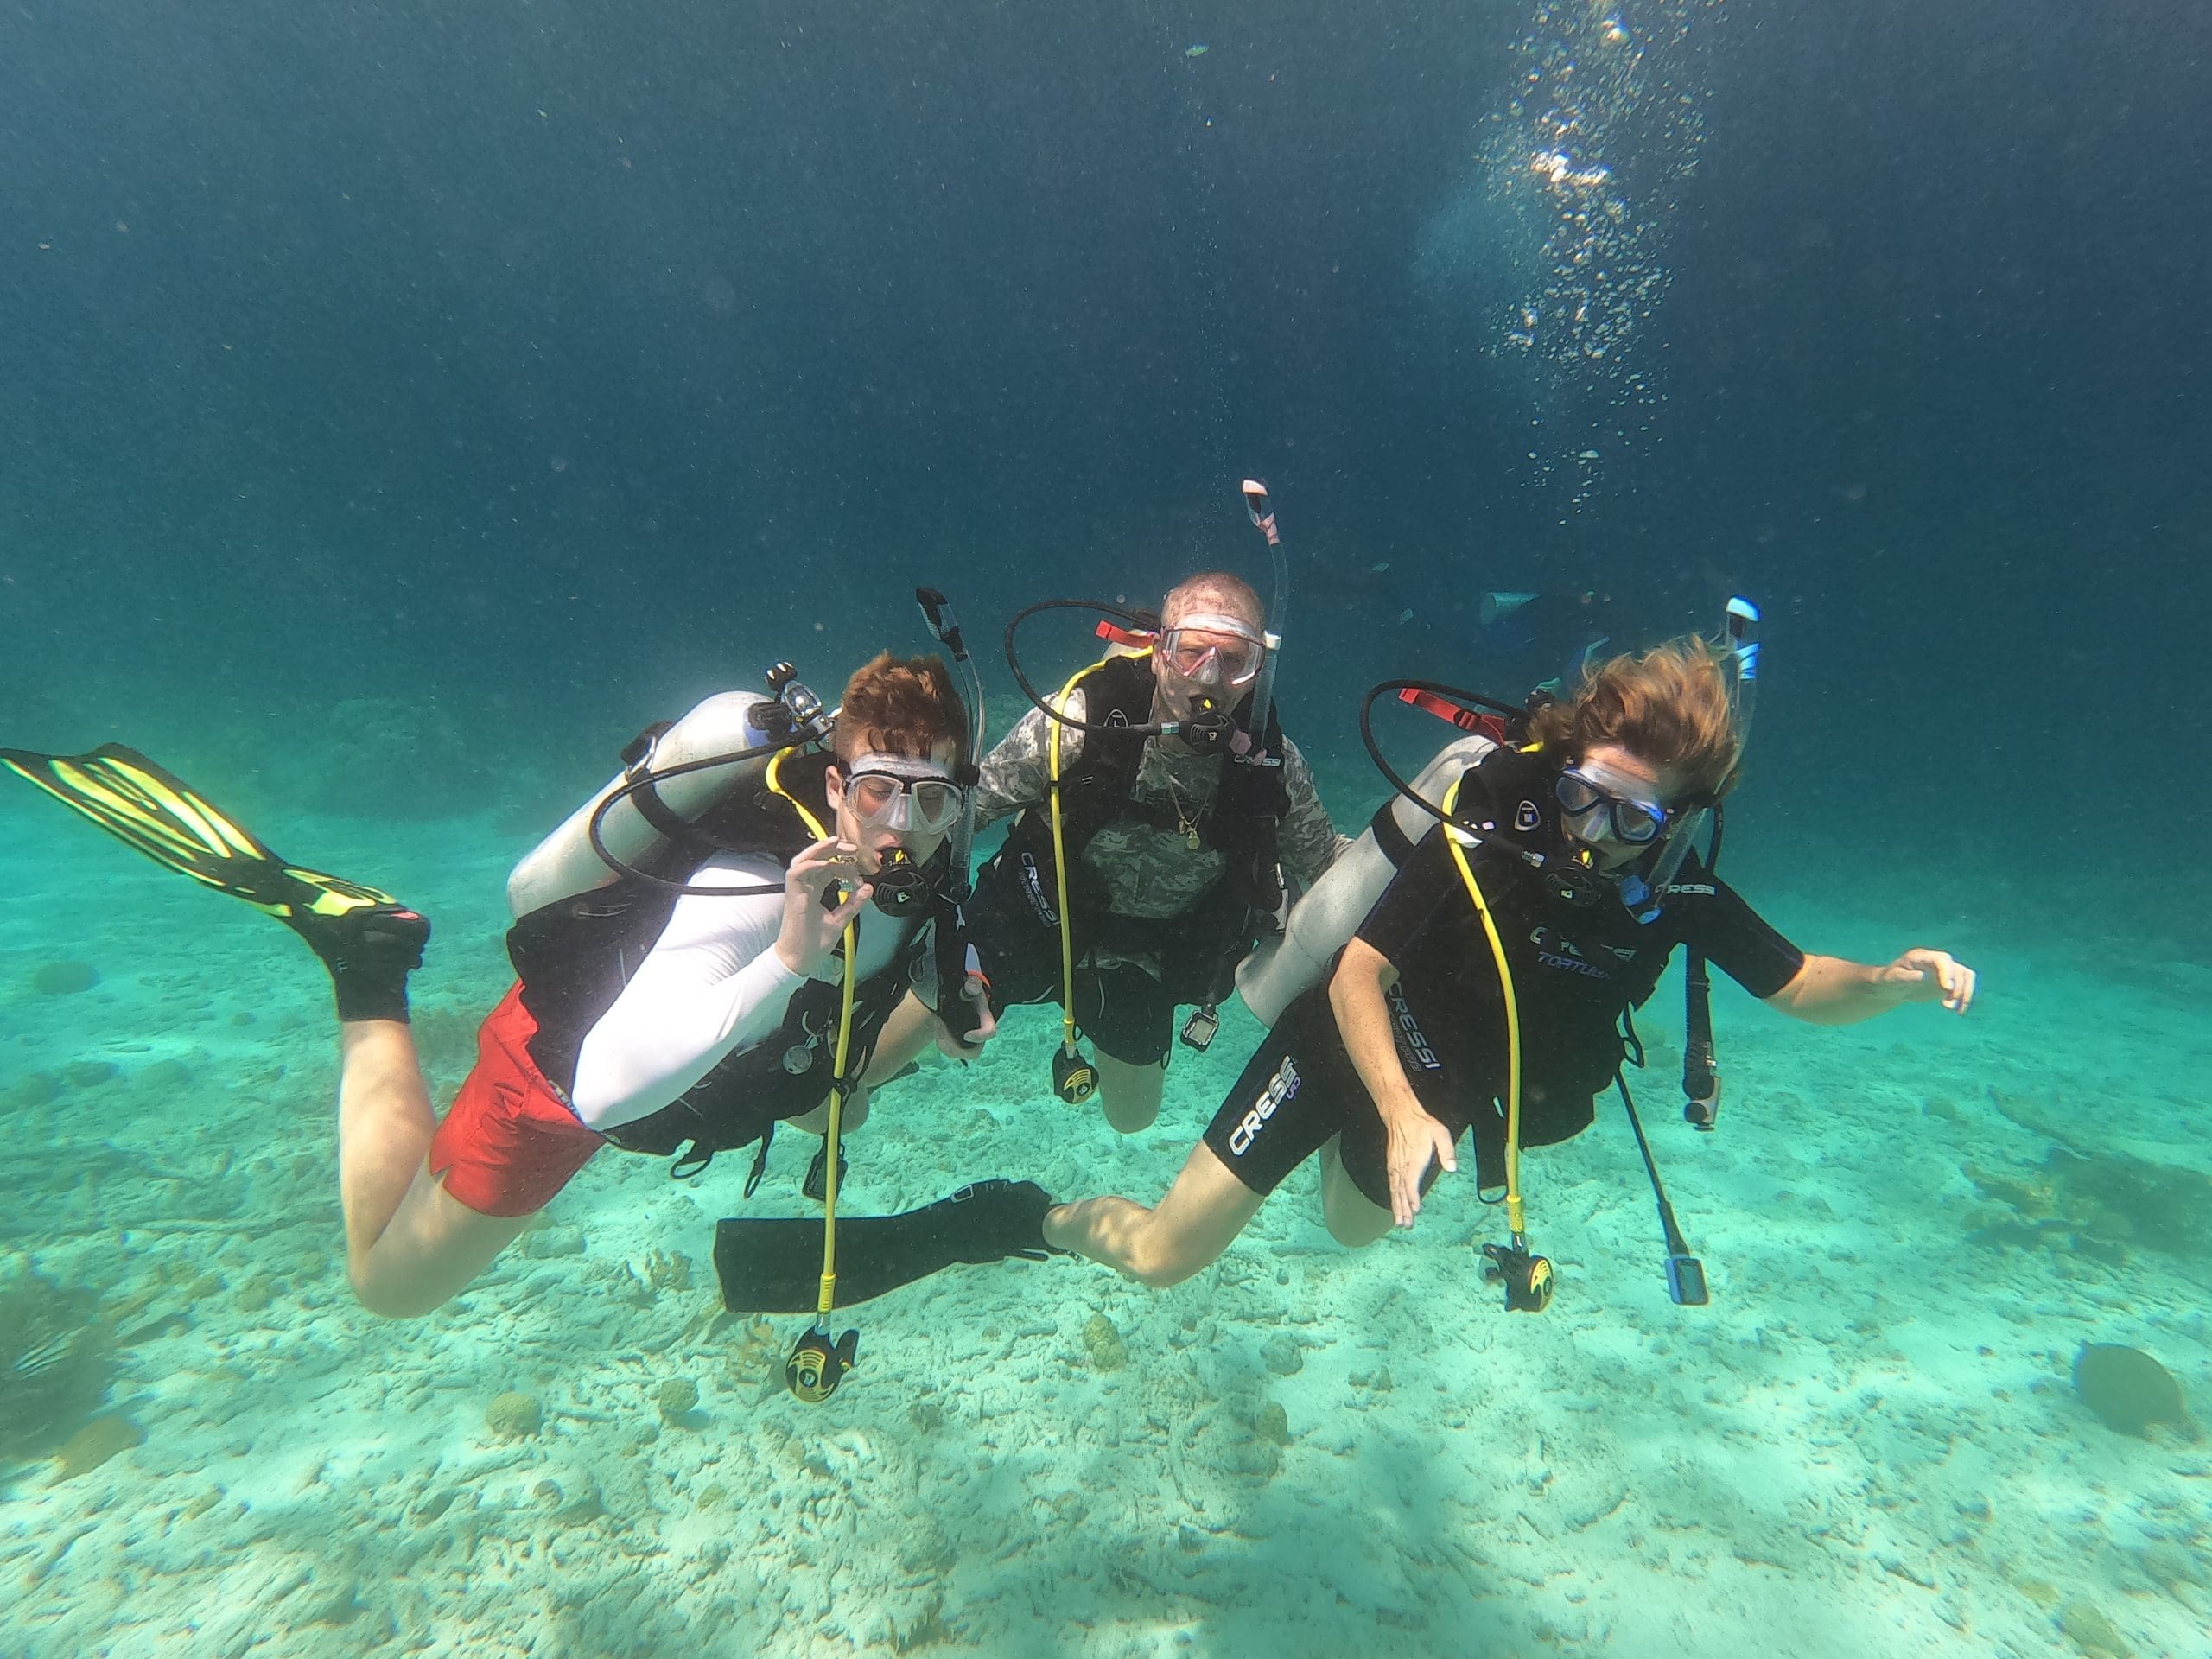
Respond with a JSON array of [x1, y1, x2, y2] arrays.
[[1203, 823, 1805, 1207]]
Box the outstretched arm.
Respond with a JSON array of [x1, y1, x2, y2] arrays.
[[1764, 948, 1977, 1025]]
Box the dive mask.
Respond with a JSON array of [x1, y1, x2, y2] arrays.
[[1556, 761, 1669, 848], [1158, 612, 1267, 688], [840, 753, 966, 836]]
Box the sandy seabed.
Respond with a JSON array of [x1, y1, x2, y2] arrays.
[[3, 801, 2207, 1659]]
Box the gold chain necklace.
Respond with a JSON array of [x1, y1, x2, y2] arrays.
[[1163, 772, 1204, 850]]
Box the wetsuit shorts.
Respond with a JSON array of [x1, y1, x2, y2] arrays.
[[976, 932, 1184, 1067], [429, 983, 606, 1217], [1201, 1008, 1471, 1210]]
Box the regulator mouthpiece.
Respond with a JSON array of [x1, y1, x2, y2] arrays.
[[869, 846, 932, 914], [1177, 696, 1235, 752]]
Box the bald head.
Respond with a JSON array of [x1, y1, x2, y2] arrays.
[[1162, 570, 1265, 632]]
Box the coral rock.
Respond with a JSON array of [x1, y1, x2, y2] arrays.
[[2057, 1598, 2132, 1659], [30, 960, 99, 995], [656, 1377, 700, 1424], [2073, 1344, 2199, 1440], [485, 1391, 543, 1440], [1081, 1313, 1128, 1372]]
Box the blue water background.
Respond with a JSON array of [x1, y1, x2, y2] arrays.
[[3, 2, 2209, 1654]]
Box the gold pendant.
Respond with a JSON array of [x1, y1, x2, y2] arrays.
[[1184, 824, 1202, 850]]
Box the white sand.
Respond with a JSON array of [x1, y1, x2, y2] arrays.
[[3, 796, 2207, 1659]]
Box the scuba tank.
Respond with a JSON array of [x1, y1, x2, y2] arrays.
[[505, 671, 833, 919], [1236, 728, 1503, 1027]]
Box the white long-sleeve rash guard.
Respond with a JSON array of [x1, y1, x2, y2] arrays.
[[567, 852, 914, 1133]]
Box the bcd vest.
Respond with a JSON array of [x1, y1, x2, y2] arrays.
[[985, 654, 1290, 992], [505, 750, 953, 1160]]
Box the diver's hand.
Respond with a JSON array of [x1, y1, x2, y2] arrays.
[[1878, 948, 1977, 1014], [935, 974, 998, 1058], [1382, 1104, 1459, 1229], [775, 838, 872, 978]]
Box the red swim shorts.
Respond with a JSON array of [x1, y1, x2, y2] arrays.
[[429, 982, 605, 1218]]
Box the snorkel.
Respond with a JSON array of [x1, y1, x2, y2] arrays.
[[1617, 597, 1760, 925], [914, 587, 987, 884], [855, 588, 989, 920], [1236, 478, 1290, 767], [912, 587, 991, 1052]]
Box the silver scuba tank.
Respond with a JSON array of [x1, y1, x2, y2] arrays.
[[505, 689, 817, 919], [1235, 732, 1502, 1027]]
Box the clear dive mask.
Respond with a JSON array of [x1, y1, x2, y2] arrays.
[[1157, 612, 1267, 688], [839, 753, 966, 836]]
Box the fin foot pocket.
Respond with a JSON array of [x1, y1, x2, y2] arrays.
[[308, 903, 432, 1024]]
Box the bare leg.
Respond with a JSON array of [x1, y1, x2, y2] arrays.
[[786, 1089, 871, 1138], [1045, 1142, 1264, 1287], [1318, 1134, 1394, 1248], [1096, 1049, 1166, 1135], [334, 1020, 535, 1319]]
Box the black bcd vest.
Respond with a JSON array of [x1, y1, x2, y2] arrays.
[[986, 653, 1291, 991]]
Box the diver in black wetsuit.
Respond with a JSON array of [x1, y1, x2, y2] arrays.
[[1042, 638, 1977, 1287]]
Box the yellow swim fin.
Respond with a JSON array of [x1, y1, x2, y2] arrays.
[[2, 742, 405, 931]]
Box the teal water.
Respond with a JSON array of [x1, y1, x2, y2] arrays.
[[4, 1, 2209, 1655]]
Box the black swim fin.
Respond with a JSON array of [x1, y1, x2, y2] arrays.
[[714, 1179, 1060, 1313]]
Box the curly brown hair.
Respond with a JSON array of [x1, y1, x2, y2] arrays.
[[836, 652, 968, 766], [1524, 637, 1744, 804]]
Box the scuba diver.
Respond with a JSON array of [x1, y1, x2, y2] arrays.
[[969, 562, 1351, 1133], [4, 643, 1052, 1321], [1038, 630, 1978, 1298]]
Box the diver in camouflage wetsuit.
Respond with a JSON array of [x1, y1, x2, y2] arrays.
[[966, 571, 1350, 1133]]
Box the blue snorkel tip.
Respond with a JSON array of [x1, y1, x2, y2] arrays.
[[1618, 873, 1662, 925]]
